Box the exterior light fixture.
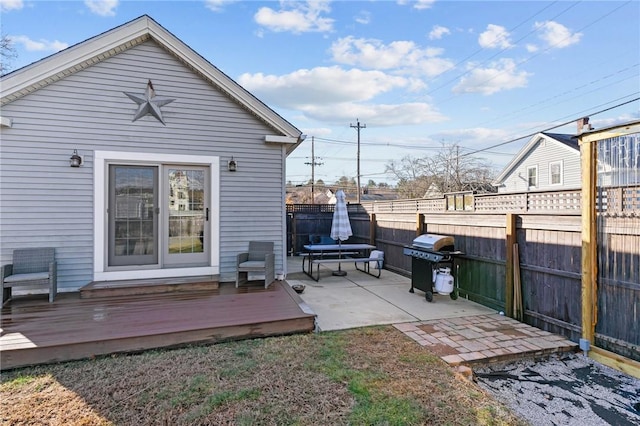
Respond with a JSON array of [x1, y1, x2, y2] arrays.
[[228, 157, 237, 172], [70, 150, 82, 167]]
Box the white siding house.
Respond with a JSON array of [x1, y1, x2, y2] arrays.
[[0, 16, 304, 291], [493, 132, 581, 193]]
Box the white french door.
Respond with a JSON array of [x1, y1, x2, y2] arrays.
[[164, 166, 209, 267], [107, 164, 209, 269]]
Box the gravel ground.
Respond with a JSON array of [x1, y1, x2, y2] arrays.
[[474, 353, 640, 426]]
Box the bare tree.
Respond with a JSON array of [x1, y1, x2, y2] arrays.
[[422, 143, 496, 193], [1, 34, 16, 75], [386, 143, 497, 198], [385, 155, 435, 198]]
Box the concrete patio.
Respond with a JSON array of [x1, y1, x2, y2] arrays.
[[285, 256, 578, 367]]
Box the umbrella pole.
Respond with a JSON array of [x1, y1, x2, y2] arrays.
[[332, 240, 347, 276]]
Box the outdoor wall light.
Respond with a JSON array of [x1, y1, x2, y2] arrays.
[[228, 157, 237, 172], [70, 149, 82, 167]]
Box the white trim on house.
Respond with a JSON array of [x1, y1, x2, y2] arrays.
[[93, 150, 220, 282], [1, 15, 303, 152], [527, 165, 538, 189], [493, 133, 578, 185], [549, 160, 563, 186], [265, 135, 299, 144]]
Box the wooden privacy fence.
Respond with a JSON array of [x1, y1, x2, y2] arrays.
[[287, 183, 639, 365], [359, 188, 584, 214], [581, 122, 640, 375]]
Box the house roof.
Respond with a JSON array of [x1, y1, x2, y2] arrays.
[[542, 132, 579, 150], [0, 15, 304, 154], [492, 132, 579, 185]]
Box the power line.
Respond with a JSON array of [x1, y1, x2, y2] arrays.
[[460, 96, 640, 158], [477, 63, 639, 128], [410, 0, 575, 103], [290, 95, 638, 179]]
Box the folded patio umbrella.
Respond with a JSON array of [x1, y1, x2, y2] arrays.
[[330, 189, 353, 276]]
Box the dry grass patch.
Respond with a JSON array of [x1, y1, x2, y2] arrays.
[[1, 326, 527, 425]]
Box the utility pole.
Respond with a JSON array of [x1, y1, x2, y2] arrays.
[[304, 136, 323, 204], [455, 144, 460, 190], [350, 119, 366, 203]]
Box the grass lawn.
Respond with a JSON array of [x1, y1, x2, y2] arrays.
[[1, 326, 527, 425]]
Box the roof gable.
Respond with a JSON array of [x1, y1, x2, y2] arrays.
[[0, 15, 303, 153], [493, 132, 579, 185]]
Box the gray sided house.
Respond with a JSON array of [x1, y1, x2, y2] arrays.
[[493, 132, 580, 193], [0, 15, 304, 292]]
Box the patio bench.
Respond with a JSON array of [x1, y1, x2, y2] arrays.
[[2, 247, 57, 304], [305, 253, 383, 282]]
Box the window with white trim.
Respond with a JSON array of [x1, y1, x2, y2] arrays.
[[549, 161, 563, 185], [527, 166, 538, 188]]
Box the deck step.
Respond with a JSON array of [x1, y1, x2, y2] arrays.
[[80, 276, 220, 299]]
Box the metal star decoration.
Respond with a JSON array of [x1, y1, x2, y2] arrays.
[[124, 80, 176, 125]]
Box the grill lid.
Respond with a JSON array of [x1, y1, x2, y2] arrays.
[[412, 234, 454, 252]]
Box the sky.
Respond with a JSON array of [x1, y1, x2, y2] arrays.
[[1, 0, 639, 186]]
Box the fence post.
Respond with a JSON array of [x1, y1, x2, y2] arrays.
[[505, 213, 516, 318], [369, 213, 377, 246], [292, 214, 298, 255], [416, 213, 424, 236], [580, 134, 598, 347]]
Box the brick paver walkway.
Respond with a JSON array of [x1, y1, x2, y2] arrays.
[[395, 314, 577, 366]]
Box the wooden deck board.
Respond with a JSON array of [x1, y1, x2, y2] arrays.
[[79, 275, 221, 298], [0, 281, 316, 370]]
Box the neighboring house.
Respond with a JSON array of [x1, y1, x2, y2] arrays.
[[493, 132, 580, 193], [0, 15, 304, 291]]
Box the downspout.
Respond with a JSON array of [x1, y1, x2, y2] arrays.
[[280, 142, 288, 281]]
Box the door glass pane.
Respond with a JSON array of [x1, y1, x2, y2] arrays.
[[168, 169, 205, 254], [109, 166, 157, 266]]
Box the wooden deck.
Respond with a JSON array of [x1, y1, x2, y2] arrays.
[[0, 281, 316, 370]]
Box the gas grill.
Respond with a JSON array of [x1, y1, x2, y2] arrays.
[[403, 233, 462, 302]]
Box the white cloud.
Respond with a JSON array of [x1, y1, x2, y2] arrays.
[[238, 66, 413, 108], [534, 21, 582, 49], [330, 36, 454, 77], [432, 127, 511, 145], [302, 102, 448, 126], [204, 0, 236, 12], [428, 25, 450, 40], [84, 0, 118, 17], [0, 0, 23, 12], [300, 127, 333, 136], [354, 10, 371, 25], [478, 24, 512, 49], [10, 35, 69, 53], [591, 113, 640, 130], [238, 65, 446, 126], [525, 44, 538, 53], [398, 0, 436, 10], [254, 0, 334, 34], [452, 58, 531, 95]]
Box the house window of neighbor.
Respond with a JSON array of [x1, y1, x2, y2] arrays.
[[527, 166, 538, 188], [550, 161, 563, 185]]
